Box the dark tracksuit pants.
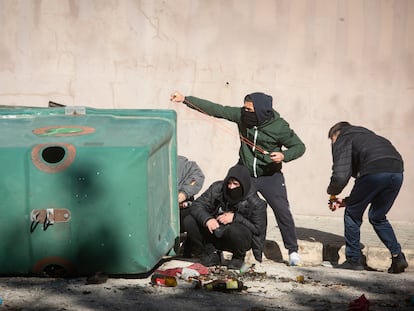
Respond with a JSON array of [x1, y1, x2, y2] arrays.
[[180, 207, 191, 233], [252, 172, 298, 254]]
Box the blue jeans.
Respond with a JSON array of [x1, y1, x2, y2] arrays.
[[344, 172, 403, 261]]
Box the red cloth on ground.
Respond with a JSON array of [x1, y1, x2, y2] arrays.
[[348, 294, 370, 311], [154, 262, 209, 277]]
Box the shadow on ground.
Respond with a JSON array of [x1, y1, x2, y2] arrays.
[[265, 227, 367, 264]]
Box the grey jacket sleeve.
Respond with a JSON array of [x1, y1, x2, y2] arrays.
[[177, 155, 205, 199]]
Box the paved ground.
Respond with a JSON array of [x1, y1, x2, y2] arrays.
[[0, 257, 413, 311], [267, 213, 414, 272], [0, 213, 413, 310]]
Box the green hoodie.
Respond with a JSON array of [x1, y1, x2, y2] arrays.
[[185, 94, 306, 177]]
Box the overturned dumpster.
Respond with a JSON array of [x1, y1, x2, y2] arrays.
[[0, 106, 179, 276]]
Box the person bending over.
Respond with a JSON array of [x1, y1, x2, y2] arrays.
[[327, 121, 407, 273]]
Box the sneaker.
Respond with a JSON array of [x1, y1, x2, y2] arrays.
[[388, 252, 408, 274], [200, 251, 221, 267], [336, 259, 364, 271], [227, 258, 244, 270], [289, 252, 302, 266]]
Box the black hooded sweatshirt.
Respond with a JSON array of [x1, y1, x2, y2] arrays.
[[190, 164, 267, 261]]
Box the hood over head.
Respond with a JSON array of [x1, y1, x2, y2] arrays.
[[223, 164, 252, 204], [248, 92, 274, 124]]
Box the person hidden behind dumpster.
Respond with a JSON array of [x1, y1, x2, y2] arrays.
[[177, 155, 205, 257]]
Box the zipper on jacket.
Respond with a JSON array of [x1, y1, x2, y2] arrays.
[[252, 126, 258, 178]]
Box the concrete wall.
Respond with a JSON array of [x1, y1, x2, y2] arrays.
[[1, 0, 413, 221]]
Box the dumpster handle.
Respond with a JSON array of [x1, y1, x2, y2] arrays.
[[43, 208, 55, 231], [30, 209, 54, 233], [30, 219, 39, 233], [43, 217, 52, 231]]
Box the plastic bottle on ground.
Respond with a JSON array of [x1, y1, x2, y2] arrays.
[[150, 273, 178, 287], [204, 279, 244, 292]]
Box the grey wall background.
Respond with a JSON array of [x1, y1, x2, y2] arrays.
[[1, 0, 413, 221]]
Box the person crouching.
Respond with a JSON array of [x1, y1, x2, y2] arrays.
[[183, 164, 267, 269]]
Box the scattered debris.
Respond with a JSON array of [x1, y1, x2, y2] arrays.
[[150, 273, 178, 287], [86, 272, 108, 285], [348, 294, 370, 311]]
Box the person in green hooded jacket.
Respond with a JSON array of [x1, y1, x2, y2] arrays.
[[171, 91, 306, 266]]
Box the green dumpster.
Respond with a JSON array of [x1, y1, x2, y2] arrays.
[[0, 106, 178, 276]]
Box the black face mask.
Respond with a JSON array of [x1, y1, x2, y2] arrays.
[[225, 187, 243, 204], [241, 109, 258, 128]]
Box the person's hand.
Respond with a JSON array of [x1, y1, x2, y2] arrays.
[[170, 91, 185, 103], [336, 197, 345, 207], [217, 212, 234, 225], [328, 196, 345, 211], [270, 152, 285, 163], [206, 218, 220, 234], [178, 192, 187, 204]]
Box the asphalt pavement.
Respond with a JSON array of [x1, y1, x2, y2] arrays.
[[262, 212, 413, 272]]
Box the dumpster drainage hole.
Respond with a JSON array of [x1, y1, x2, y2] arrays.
[[42, 146, 66, 164], [43, 264, 67, 277]]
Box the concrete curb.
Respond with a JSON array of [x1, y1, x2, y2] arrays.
[[259, 238, 414, 273]]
